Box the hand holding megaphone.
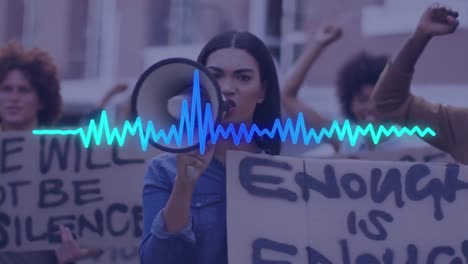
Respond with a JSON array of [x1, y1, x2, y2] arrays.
[[175, 143, 215, 188]]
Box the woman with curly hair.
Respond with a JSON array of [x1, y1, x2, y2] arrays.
[[281, 26, 425, 154], [336, 51, 388, 125], [0, 42, 62, 131], [334, 51, 413, 153], [0, 42, 101, 263]]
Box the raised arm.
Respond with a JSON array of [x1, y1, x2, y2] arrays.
[[372, 4, 468, 164], [281, 25, 342, 151], [372, 4, 459, 108]]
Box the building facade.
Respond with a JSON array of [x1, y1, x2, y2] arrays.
[[0, 0, 466, 105]]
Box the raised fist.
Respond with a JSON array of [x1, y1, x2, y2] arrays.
[[417, 3, 459, 37], [315, 25, 343, 47]]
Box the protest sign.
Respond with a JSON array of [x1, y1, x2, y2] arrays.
[[332, 146, 455, 163], [0, 131, 158, 253], [226, 153, 310, 262], [226, 150, 468, 263]]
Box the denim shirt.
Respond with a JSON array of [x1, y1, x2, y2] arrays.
[[140, 153, 227, 264]]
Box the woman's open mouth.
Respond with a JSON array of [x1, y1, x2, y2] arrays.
[[224, 100, 236, 117]]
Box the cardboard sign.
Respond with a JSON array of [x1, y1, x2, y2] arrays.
[[332, 146, 455, 164], [0, 131, 159, 252], [226, 151, 468, 263]]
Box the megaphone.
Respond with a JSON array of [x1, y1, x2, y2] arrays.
[[131, 58, 228, 153]]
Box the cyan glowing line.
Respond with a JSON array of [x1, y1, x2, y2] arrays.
[[32, 70, 436, 154]]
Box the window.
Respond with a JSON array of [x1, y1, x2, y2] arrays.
[[148, 0, 238, 46], [3, 0, 39, 50], [64, 0, 106, 80], [66, 0, 89, 79], [4, 0, 24, 42], [278, 0, 306, 70], [265, 0, 282, 60], [248, 0, 283, 62], [147, 0, 171, 46]]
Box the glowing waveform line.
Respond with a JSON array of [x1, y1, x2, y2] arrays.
[[32, 70, 436, 154]]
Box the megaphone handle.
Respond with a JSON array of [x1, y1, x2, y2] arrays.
[[187, 165, 198, 179]]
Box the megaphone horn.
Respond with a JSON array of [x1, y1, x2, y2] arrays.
[[131, 58, 228, 153]]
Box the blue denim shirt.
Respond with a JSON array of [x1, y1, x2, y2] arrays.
[[140, 153, 227, 264]]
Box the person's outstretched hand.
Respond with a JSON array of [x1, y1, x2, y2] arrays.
[[417, 4, 459, 37], [55, 225, 103, 264], [315, 25, 343, 47]]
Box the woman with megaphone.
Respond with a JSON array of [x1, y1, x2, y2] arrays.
[[139, 31, 282, 264]]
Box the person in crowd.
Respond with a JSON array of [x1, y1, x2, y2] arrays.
[[281, 25, 342, 153], [281, 25, 426, 154], [0, 41, 102, 264], [140, 31, 282, 264], [371, 4, 467, 164]]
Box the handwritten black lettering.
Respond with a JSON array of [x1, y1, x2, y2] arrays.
[[1, 137, 24, 174], [239, 157, 298, 202], [295, 164, 340, 202], [38, 179, 69, 208], [252, 238, 297, 264], [0, 212, 10, 249], [341, 173, 366, 199], [78, 209, 104, 237], [371, 168, 404, 208], [47, 215, 75, 244], [25, 216, 47, 242], [106, 204, 130, 236], [40, 136, 71, 174], [358, 210, 394, 241], [8, 181, 30, 208], [73, 179, 103, 206]]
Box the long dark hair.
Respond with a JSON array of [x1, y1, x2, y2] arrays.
[[197, 31, 281, 155]]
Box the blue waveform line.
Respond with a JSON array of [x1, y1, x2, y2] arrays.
[[32, 70, 436, 154]]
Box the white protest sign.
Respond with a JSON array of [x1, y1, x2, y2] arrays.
[[332, 146, 455, 164], [226, 153, 309, 263], [227, 150, 468, 263], [0, 131, 158, 253]]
